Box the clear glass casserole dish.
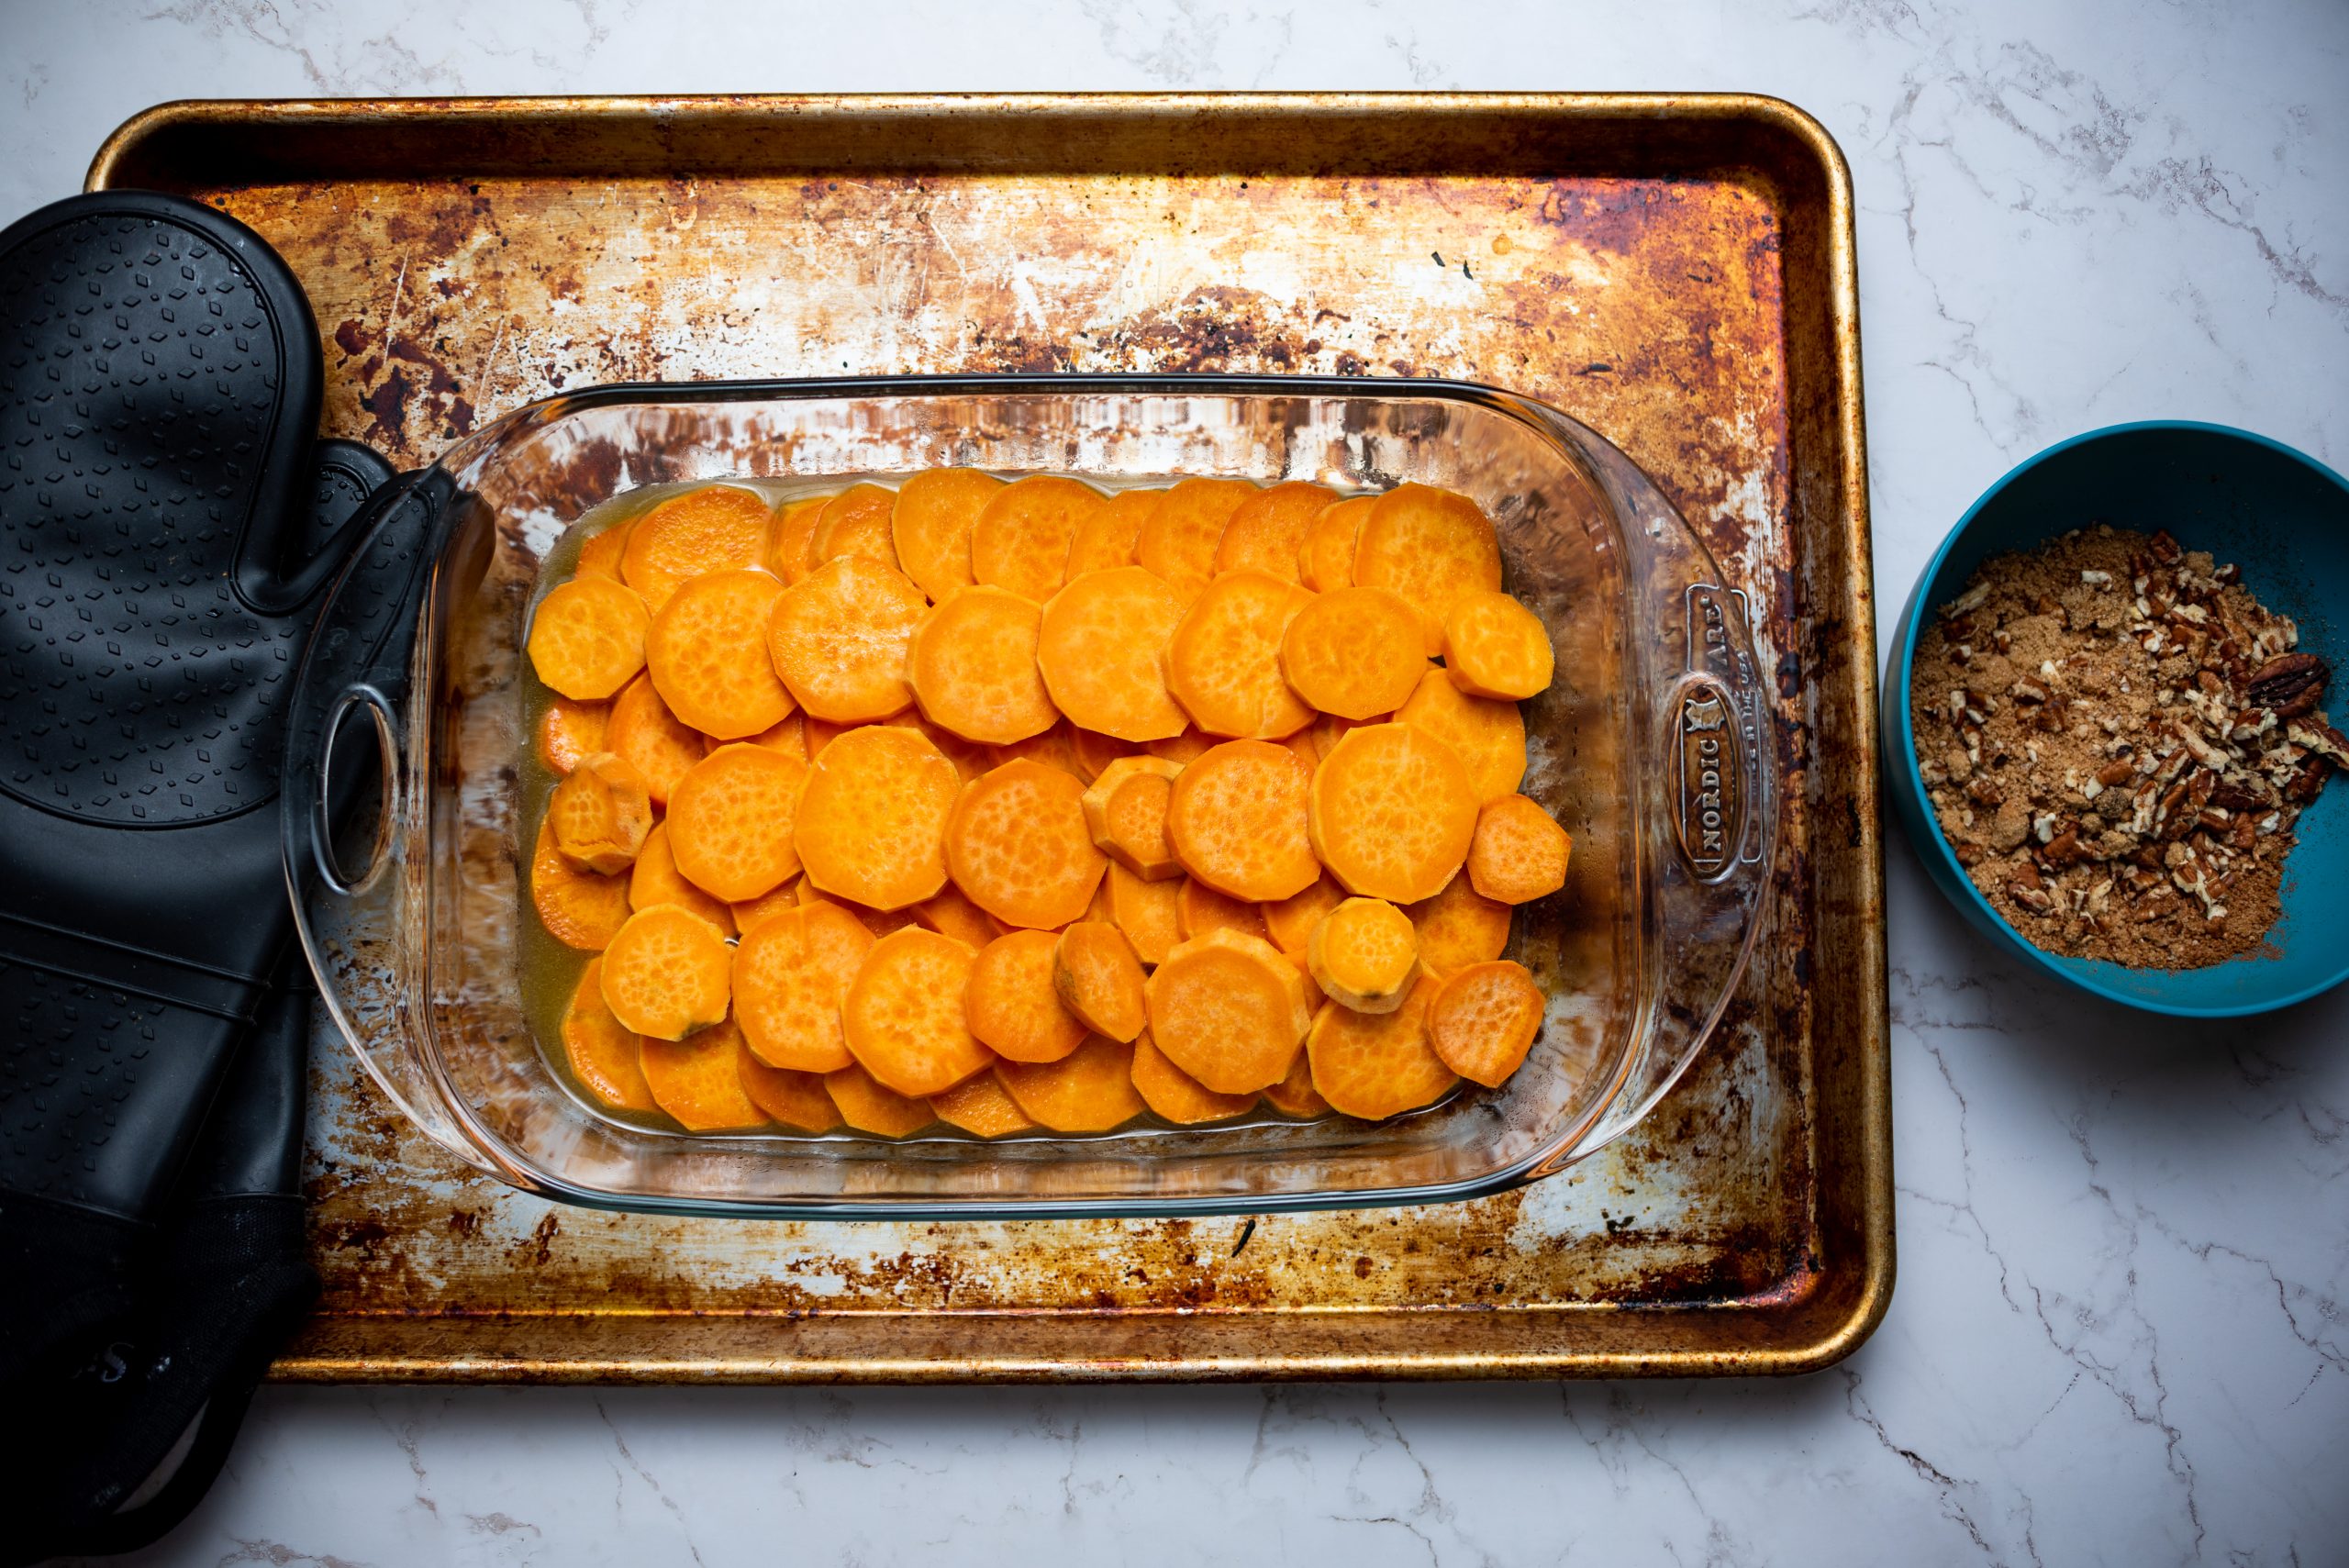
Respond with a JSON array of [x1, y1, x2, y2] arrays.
[[283, 375, 1775, 1219]]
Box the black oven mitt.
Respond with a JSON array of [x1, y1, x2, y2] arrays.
[[0, 191, 395, 1562]]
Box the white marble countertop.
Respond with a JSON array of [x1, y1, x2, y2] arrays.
[[9, 1, 2346, 1562]]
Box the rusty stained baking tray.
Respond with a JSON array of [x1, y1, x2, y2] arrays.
[[89, 93, 1890, 1380]]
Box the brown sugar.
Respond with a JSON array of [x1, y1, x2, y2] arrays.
[[1911, 526, 2344, 968]]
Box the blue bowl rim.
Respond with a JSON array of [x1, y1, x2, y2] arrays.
[[1888, 417, 2349, 1018]]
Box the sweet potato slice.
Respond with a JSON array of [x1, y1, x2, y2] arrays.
[[731, 901, 872, 1072], [1163, 740, 1319, 902], [1404, 872, 1512, 975], [1129, 1031, 1257, 1124], [907, 585, 1058, 745], [532, 817, 632, 951], [1135, 476, 1253, 606], [930, 1071, 1037, 1138], [599, 905, 732, 1040], [1066, 486, 1160, 576], [547, 751, 654, 874], [1466, 795, 1572, 904], [573, 517, 636, 581], [1297, 494, 1373, 593], [605, 673, 705, 806], [1308, 722, 1477, 903], [665, 743, 809, 902], [764, 495, 829, 584], [1070, 727, 1142, 782], [1146, 929, 1312, 1094], [1035, 566, 1188, 740], [794, 724, 962, 910], [1214, 480, 1337, 582], [1052, 921, 1148, 1041], [534, 696, 609, 776], [1164, 570, 1317, 740], [1260, 1046, 1330, 1118], [768, 555, 928, 724], [629, 820, 736, 936], [1427, 960, 1543, 1086], [1307, 979, 1455, 1119], [1147, 727, 1215, 765], [995, 1033, 1146, 1133], [971, 475, 1103, 602], [642, 568, 793, 739], [1080, 755, 1184, 880], [621, 484, 773, 610], [1108, 863, 1184, 966], [811, 483, 902, 573], [1352, 484, 1503, 655], [726, 712, 807, 761], [824, 1063, 936, 1136], [1396, 667, 1527, 802], [1262, 870, 1342, 959], [842, 927, 992, 1096], [1279, 587, 1427, 719], [904, 882, 995, 951], [1307, 896, 1422, 1014], [1174, 875, 1268, 945], [891, 468, 1002, 602], [1442, 590, 1554, 701], [963, 929, 1087, 1063], [528, 577, 651, 700], [946, 759, 1108, 929], [729, 881, 800, 936], [640, 1018, 771, 1131], [983, 719, 1086, 780], [736, 1046, 843, 1131], [562, 957, 658, 1113]]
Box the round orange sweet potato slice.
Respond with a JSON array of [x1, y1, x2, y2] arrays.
[[665, 743, 810, 903], [971, 475, 1104, 603], [547, 751, 654, 874], [1427, 960, 1543, 1086], [1352, 484, 1502, 655], [1214, 480, 1337, 582], [907, 585, 1058, 745], [1306, 979, 1455, 1119], [1309, 722, 1477, 903], [764, 495, 830, 584], [605, 673, 705, 806], [892, 468, 1003, 602], [1035, 566, 1188, 741], [963, 929, 1087, 1063], [1442, 590, 1554, 701], [794, 724, 961, 910], [1146, 929, 1312, 1095], [824, 1063, 936, 1136], [1261, 1045, 1330, 1118], [1108, 862, 1184, 966], [1136, 476, 1253, 606], [621, 484, 773, 610], [1396, 666, 1527, 803], [995, 1033, 1146, 1133], [629, 820, 736, 936], [1165, 570, 1317, 740], [1066, 487, 1160, 577], [640, 1017, 771, 1130], [1130, 1030, 1256, 1124], [1163, 740, 1319, 902], [1279, 586, 1427, 719], [911, 882, 1002, 951], [644, 568, 794, 739], [1466, 794, 1572, 904], [1404, 873, 1511, 976], [573, 517, 636, 581], [562, 957, 658, 1113], [532, 817, 632, 951], [842, 927, 992, 1096], [811, 484, 902, 573], [731, 901, 872, 1072], [930, 1071, 1037, 1138], [1052, 921, 1148, 1041], [527, 577, 651, 700], [946, 759, 1108, 929], [1297, 493, 1373, 593], [1262, 870, 1342, 959], [1307, 896, 1421, 1014], [736, 1045, 843, 1131], [1174, 875, 1267, 945], [599, 905, 733, 1040], [768, 556, 928, 724], [534, 696, 609, 776], [1079, 755, 1184, 880]]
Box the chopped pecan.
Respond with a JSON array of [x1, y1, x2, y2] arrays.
[[2149, 529, 2183, 565], [2043, 828, 2088, 867], [2246, 652, 2327, 719]]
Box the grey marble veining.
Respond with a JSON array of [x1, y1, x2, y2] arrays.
[[6, 0, 2345, 1562]]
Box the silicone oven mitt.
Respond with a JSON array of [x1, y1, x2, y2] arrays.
[[0, 191, 395, 1558]]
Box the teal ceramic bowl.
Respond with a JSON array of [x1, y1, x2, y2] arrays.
[[1883, 420, 2349, 1017]]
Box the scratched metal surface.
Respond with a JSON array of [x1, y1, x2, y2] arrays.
[[90, 95, 1889, 1379]]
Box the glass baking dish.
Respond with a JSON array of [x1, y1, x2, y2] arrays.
[[281, 375, 1775, 1219]]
